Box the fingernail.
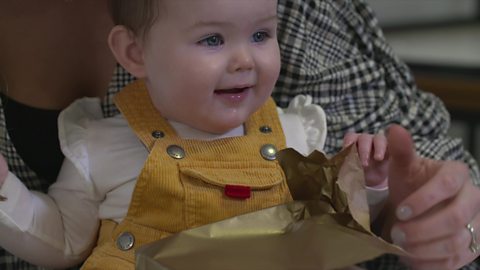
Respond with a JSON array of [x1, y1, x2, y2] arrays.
[[391, 227, 406, 246], [396, 205, 412, 221]]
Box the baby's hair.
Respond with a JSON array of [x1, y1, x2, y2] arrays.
[[109, 0, 160, 37]]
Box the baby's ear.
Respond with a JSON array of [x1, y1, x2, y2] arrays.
[[108, 25, 147, 78]]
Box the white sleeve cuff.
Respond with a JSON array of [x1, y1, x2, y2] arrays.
[[366, 185, 388, 206], [366, 185, 389, 221], [0, 172, 34, 231]]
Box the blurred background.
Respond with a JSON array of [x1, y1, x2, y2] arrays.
[[367, 0, 480, 162]]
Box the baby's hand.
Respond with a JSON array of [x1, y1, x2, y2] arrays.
[[343, 132, 388, 188]]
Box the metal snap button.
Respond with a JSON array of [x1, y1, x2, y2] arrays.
[[167, 145, 185, 159], [259, 125, 272, 133], [151, 130, 165, 139], [116, 232, 135, 251], [260, 144, 277, 161]]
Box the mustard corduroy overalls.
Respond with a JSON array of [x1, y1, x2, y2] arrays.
[[82, 80, 292, 269]]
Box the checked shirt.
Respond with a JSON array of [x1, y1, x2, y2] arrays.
[[0, 0, 478, 269]]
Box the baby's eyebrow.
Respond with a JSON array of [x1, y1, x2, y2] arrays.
[[190, 20, 230, 29], [257, 14, 278, 23], [189, 14, 278, 30]]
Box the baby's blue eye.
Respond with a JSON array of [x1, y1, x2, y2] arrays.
[[252, 31, 269, 43], [198, 34, 224, 47]]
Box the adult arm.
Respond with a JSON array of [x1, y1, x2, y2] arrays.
[[275, 0, 479, 183], [275, 1, 480, 268]]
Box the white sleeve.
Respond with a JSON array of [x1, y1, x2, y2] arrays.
[[0, 164, 98, 268], [0, 98, 105, 268], [366, 186, 389, 221]]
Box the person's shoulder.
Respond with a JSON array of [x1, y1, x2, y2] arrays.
[[278, 95, 327, 154], [58, 97, 145, 184], [277, 95, 327, 129], [59, 97, 129, 132], [58, 97, 140, 161], [59, 97, 103, 125]]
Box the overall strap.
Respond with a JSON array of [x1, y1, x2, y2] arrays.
[[114, 80, 176, 151], [245, 97, 286, 149]]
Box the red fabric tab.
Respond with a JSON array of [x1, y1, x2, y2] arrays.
[[224, 185, 251, 199]]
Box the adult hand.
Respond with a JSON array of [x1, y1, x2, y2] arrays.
[[386, 124, 480, 270]]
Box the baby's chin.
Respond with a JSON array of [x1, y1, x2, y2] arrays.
[[187, 117, 244, 135], [197, 122, 243, 135]]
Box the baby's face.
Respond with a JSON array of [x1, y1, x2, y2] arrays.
[[142, 0, 280, 134]]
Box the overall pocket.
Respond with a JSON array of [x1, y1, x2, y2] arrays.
[[179, 161, 291, 228]]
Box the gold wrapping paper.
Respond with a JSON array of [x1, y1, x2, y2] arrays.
[[136, 146, 408, 270]]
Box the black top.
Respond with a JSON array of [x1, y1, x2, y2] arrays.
[[2, 94, 64, 182]]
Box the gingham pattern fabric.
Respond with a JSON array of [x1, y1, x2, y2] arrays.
[[1, 0, 479, 268], [275, 0, 480, 269], [0, 64, 134, 269], [275, 0, 479, 185]]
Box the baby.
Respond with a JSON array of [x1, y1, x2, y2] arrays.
[[0, 0, 388, 269]]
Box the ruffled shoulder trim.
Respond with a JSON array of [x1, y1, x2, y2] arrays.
[[58, 98, 146, 199], [280, 95, 327, 153], [58, 98, 103, 183]]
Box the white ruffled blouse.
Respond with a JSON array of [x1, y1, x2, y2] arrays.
[[0, 95, 384, 268]]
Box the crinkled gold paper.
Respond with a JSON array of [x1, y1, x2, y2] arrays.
[[136, 146, 407, 270]]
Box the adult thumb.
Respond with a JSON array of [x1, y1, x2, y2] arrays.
[[387, 124, 417, 206]]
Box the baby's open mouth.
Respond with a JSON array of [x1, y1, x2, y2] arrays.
[[214, 87, 249, 94]]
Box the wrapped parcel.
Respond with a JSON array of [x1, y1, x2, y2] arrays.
[[137, 146, 407, 270]]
